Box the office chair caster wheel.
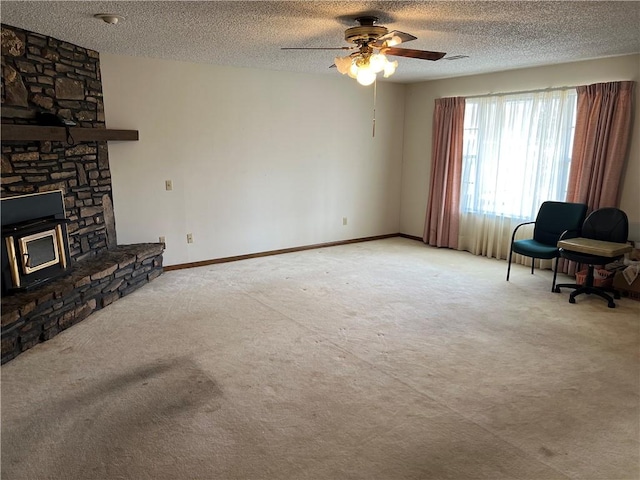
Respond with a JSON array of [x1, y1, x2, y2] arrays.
[[554, 286, 561, 293], [569, 297, 576, 304], [608, 302, 615, 308]]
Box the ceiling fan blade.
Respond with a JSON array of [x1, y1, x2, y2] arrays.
[[372, 30, 417, 47], [384, 47, 446, 61], [281, 47, 352, 51]]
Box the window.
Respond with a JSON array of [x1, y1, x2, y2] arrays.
[[460, 89, 577, 220]]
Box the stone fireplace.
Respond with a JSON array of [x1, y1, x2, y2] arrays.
[[1, 24, 164, 363]]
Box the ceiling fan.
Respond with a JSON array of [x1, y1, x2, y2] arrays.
[[282, 16, 446, 85]]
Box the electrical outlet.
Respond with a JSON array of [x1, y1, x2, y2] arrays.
[[159, 236, 165, 244], [165, 180, 173, 191], [187, 233, 193, 244], [342, 217, 348, 226]]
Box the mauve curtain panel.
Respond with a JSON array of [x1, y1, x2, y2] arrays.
[[423, 97, 465, 248], [566, 81, 635, 210]]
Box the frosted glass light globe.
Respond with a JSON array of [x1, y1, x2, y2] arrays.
[[383, 60, 398, 78], [356, 68, 376, 86], [334, 56, 352, 75], [369, 54, 387, 73], [348, 62, 359, 79], [386, 35, 402, 47]]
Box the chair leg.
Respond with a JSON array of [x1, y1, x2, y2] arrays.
[[555, 281, 579, 294], [506, 248, 514, 281], [531, 259, 535, 275], [552, 257, 559, 293]]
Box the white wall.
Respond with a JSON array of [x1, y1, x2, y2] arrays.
[[401, 54, 640, 240], [101, 54, 405, 266]]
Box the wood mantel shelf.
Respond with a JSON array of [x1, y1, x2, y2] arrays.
[[1, 125, 139, 142]]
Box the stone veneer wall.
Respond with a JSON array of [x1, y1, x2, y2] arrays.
[[1, 23, 116, 261]]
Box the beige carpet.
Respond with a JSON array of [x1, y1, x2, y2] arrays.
[[1, 237, 639, 480]]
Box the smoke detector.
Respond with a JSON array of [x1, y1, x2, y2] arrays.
[[94, 14, 124, 24]]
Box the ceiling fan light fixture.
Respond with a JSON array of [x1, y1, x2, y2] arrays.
[[334, 56, 352, 75], [383, 60, 398, 78], [336, 51, 396, 85], [356, 67, 376, 86], [347, 61, 359, 79], [369, 53, 387, 73], [385, 35, 402, 47]]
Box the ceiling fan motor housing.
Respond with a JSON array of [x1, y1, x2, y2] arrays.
[[344, 25, 388, 44], [345, 16, 388, 44]]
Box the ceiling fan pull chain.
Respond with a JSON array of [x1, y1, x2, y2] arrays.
[[372, 78, 377, 138]]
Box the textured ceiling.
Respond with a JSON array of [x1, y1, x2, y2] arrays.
[[2, 1, 639, 83]]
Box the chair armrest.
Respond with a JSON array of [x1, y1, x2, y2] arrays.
[[559, 229, 581, 242], [510, 221, 535, 244]]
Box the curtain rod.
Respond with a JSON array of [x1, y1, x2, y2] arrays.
[[465, 85, 578, 99]]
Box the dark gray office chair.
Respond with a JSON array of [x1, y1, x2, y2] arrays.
[[554, 207, 629, 308]]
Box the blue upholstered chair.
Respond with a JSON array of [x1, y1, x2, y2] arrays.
[[506, 201, 588, 292]]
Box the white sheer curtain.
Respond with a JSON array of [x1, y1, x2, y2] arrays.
[[458, 89, 577, 264]]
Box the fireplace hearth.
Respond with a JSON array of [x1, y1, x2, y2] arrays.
[[1, 242, 164, 364]]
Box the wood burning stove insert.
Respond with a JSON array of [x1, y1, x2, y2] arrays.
[[1, 191, 71, 295]]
